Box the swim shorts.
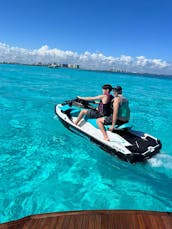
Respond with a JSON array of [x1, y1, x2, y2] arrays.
[[86, 110, 103, 119], [104, 115, 128, 125]]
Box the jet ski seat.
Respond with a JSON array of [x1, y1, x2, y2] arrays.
[[86, 118, 132, 130]]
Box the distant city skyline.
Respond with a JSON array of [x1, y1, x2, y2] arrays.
[[0, 42, 172, 75], [0, 0, 172, 74]]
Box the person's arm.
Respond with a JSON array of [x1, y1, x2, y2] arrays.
[[109, 97, 120, 131], [77, 95, 105, 101]]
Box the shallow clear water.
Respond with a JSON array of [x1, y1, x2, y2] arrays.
[[0, 64, 172, 223]]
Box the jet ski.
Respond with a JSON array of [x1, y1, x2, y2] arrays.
[[55, 98, 162, 163]]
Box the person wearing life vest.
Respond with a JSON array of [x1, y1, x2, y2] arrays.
[[96, 85, 130, 141], [74, 84, 113, 125]]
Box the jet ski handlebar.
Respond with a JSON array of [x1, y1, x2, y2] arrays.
[[63, 98, 96, 109]]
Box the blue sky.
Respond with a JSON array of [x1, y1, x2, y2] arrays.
[[0, 0, 172, 61]]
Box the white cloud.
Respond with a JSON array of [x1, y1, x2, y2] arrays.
[[0, 42, 171, 75], [136, 56, 170, 69]]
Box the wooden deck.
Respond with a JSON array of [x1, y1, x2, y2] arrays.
[[0, 210, 172, 229]]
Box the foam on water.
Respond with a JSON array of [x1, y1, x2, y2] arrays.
[[149, 153, 172, 169]]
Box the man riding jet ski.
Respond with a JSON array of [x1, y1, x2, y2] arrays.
[[74, 84, 114, 125], [55, 86, 162, 163]]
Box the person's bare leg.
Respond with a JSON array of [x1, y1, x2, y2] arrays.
[[97, 118, 109, 141], [74, 109, 87, 125]]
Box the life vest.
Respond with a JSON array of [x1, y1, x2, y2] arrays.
[[117, 95, 130, 121], [98, 93, 114, 116], [111, 95, 130, 121]]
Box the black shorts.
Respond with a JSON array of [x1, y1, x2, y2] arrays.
[[104, 115, 128, 125], [86, 110, 103, 119]]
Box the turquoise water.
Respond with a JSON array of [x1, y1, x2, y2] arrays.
[[0, 64, 172, 223]]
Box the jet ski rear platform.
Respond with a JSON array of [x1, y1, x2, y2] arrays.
[[55, 98, 162, 163]]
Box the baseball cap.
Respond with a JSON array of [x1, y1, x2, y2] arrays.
[[113, 85, 122, 92]]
